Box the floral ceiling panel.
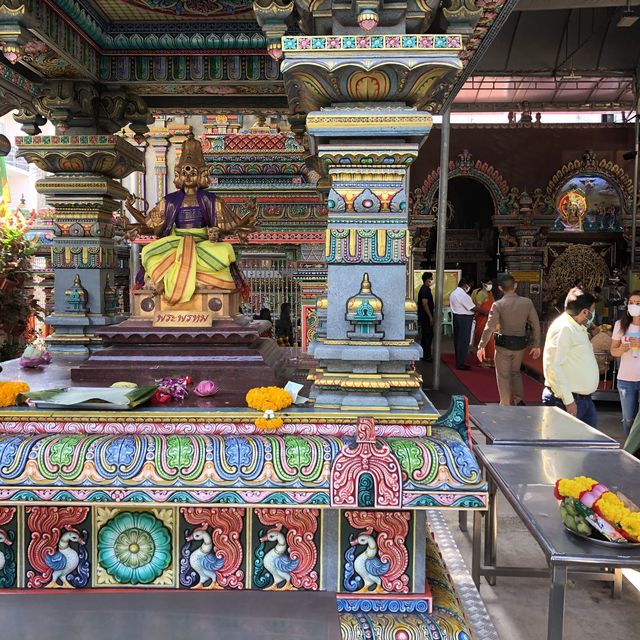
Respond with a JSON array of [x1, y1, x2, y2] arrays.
[[85, 0, 255, 21]]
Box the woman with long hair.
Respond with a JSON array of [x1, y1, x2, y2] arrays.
[[610, 290, 640, 434]]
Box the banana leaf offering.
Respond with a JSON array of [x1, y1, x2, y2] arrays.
[[17, 386, 158, 410]]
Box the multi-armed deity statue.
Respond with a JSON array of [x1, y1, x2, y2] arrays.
[[72, 132, 274, 389], [124, 132, 257, 306]]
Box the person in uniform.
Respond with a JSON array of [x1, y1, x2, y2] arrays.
[[477, 274, 541, 405]]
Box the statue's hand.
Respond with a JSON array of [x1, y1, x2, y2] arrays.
[[125, 192, 136, 207], [208, 226, 221, 242]]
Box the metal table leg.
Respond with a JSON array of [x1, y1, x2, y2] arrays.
[[472, 509, 482, 589], [484, 476, 497, 586], [458, 510, 468, 532], [547, 565, 567, 640], [612, 568, 623, 599]]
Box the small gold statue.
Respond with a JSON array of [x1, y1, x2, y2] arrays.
[[123, 132, 257, 305]]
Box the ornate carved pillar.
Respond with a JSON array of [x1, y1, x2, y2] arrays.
[[258, 3, 463, 411], [16, 81, 150, 353], [306, 108, 435, 410], [147, 120, 172, 202]]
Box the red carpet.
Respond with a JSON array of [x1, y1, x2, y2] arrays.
[[441, 352, 544, 403]]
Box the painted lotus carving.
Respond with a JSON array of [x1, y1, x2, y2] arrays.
[[97, 512, 172, 584]]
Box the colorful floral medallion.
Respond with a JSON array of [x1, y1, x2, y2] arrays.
[[97, 512, 172, 584]]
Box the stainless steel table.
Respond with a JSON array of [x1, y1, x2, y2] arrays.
[[460, 406, 620, 546], [472, 445, 640, 640], [469, 405, 620, 447]]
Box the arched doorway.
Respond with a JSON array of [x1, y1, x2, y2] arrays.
[[445, 176, 497, 284], [423, 177, 497, 285], [413, 150, 509, 286]]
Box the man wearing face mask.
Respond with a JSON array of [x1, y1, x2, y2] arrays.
[[542, 287, 599, 426], [417, 272, 435, 361], [449, 277, 488, 370]]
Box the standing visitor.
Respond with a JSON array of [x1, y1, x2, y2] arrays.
[[542, 288, 599, 426], [275, 302, 294, 347], [477, 274, 541, 406], [610, 291, 640, 435], [417, 272, 435, 362], [472, 278, 495, 367], [449, 278, 487, 370]]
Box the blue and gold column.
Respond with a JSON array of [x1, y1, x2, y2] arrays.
[[275, 31, 463, 411]]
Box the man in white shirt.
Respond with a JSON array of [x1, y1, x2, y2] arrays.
[[449, 278, 488, 370], [543, 287, 599, 426]]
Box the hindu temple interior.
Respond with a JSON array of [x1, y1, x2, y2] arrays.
[[1, 1, 640, 639]]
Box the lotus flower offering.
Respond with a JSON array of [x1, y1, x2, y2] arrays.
[[555, 476, 640, 544], [19, 341, 51, 369], [194, 379, 219, 397]]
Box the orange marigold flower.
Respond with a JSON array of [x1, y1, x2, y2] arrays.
[[246, 386, 292, 412], [0, 381, 30, 408], [255, 416, 284, 430]]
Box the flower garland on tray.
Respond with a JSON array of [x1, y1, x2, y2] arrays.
[[246, 386, 292, 430], [0, 381, 30, 407], [555, 476, 640, 543]]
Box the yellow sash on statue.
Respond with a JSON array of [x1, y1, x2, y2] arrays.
[[141, 227, 236, 305]]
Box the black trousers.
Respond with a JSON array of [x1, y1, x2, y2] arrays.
[[420, 318, 433, 359], [452, 314, 474, 368]]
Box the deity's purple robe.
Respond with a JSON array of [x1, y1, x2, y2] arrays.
[[161, 190, 216, 237]]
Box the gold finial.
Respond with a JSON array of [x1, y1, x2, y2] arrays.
[[361, 272, 371, 293]]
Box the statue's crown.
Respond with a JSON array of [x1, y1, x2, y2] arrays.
[[177, 131, 205, 170]]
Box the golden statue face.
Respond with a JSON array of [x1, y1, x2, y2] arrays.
[[179, 163, 199, 187]]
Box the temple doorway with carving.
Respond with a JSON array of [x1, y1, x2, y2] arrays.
[[441, 176, 497, 285], [412, 150, 505, 286]]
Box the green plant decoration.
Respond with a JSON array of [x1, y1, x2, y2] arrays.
[[0, 205, 41, 360]]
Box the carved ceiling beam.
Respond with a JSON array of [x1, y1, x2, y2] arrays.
[[0, 60, 41, 118], [0, 0, 98, 82], [25, 80, 153, 137]]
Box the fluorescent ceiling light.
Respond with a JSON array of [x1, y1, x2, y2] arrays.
[[617, 10, 639, 27]]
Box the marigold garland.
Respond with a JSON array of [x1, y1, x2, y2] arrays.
[[555, 475, 640, 542], [255, 417, 284, 430], [246, 386, 292, 412], [0, 381, 30, 407], [556, 476, 597, 500], [246, 386, 291, 430]]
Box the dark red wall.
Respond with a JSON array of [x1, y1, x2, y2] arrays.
[[411, 124, 637, 193]]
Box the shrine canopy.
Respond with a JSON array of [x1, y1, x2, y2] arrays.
[[455, 0, 640, 112], [4, 1, 638, 118]]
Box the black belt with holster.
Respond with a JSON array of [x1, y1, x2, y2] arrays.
[[544, 387, 591, 400], [493, 333, 528, 351]]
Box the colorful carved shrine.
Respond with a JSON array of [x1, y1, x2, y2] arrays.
[[0, 1, 520, 638], [412, 145, 637, 317]]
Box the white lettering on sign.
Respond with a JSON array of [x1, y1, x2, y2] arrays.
[[153, 311, 213, 327]]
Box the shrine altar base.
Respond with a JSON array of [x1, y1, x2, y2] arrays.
[[0, 396, 489, 639]]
